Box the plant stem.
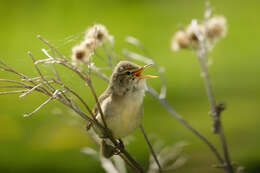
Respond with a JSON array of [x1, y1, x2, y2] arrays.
[[197, 38, 234, 173], [140, 124, 162, 172]]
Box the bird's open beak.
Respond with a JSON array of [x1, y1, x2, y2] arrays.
[[134, 64, 158, 79]]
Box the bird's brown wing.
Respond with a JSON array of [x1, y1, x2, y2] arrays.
[[86, 87, 111, 130]]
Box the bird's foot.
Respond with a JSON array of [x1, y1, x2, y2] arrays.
[[112, 147, 121, 155], [109, 139, 125, 156]]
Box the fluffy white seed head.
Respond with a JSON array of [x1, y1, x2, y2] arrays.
[[81, 38, 97, 51], [171, 14, 227, 52], [186, 22, 206, 49], [171, 30, 191, 51], [205, 16, 227, 41], [85, 24, 110, 46], [71, 44, 91, 63], [71, 24, 113, 65]]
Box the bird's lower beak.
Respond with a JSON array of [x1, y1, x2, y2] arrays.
[[134, 64, 158, 79]]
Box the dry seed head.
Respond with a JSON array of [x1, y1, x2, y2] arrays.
[[85, 24, 110, 46], [82, 38, 97, 51], [186, 22, 206, 49], [171, 30, 191, 51], [72, 44, 90, 63], [205, 16, 227, 41]]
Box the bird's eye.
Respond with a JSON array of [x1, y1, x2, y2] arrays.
[[126, 71, 131, 75]]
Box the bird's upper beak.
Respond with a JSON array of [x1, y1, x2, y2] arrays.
[[134, 64, 158, 79]]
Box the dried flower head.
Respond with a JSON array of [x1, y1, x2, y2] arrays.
[[186, 22, 206, 49], [171, 30, 190, 51], [205, 16, 227, 41], [82, 38, 97, 51], [171, 14, 227, 52], [85, 24, 110, 46], [71, 24, 112, 64], [71, 44, 91, 63]]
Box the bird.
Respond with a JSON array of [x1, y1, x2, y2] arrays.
[[88, 61, 157, 158]]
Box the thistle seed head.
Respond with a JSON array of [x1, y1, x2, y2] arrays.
[[82, 38, 97, 51], [171, 30, 191, 51], [171, 15, 227, 52], [85, 24, 110, 46], [186, 22, 206, 49], [72, 44, 90, 63], [205, 16, 227, 41]]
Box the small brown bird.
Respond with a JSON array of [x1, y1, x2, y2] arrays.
[[89, 61, 157, 157]]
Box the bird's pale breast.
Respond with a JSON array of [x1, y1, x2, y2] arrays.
[[97, 90, 144, 139]]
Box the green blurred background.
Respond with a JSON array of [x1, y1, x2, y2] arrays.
[[0, 0, 259, 172]]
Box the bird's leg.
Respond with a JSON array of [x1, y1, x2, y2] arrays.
[[101, 139, 116, 158], [100, 139, 125, 158]]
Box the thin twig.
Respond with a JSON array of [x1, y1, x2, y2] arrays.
[[42, 48, 61, 81], [103, 44, 114, 69], [0, 62, 50, 94], [38, 57, 109, 130], [21, 76, 42, 82], [0, 79, 31, 86], [123, 49, 154, 64], [118, 147, 144, 173], [52, 79, 96, 120], [0, 90, 28, 95], [140, 124, 162, 172], [90, 63, 110, 82], [87, 78, 108, 129], [19, 83, 42, 98], [119, 154, 140, 173], [24, 90, 60, 118], [0, 85, 29, 89], [0, 61, 28, 80], [38, 35, 68, 61], [0, 68, 94, 124], [28, 52, 70, 105], [28, 51, 55, 92]]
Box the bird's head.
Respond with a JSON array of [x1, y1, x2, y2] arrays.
[[110, 61, 157, 96]]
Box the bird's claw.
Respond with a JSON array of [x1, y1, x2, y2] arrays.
[[111, 139, 125, 156], [112, 148, 121, 155]]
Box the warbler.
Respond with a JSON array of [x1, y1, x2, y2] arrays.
[[89, 61, 157, 157]]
